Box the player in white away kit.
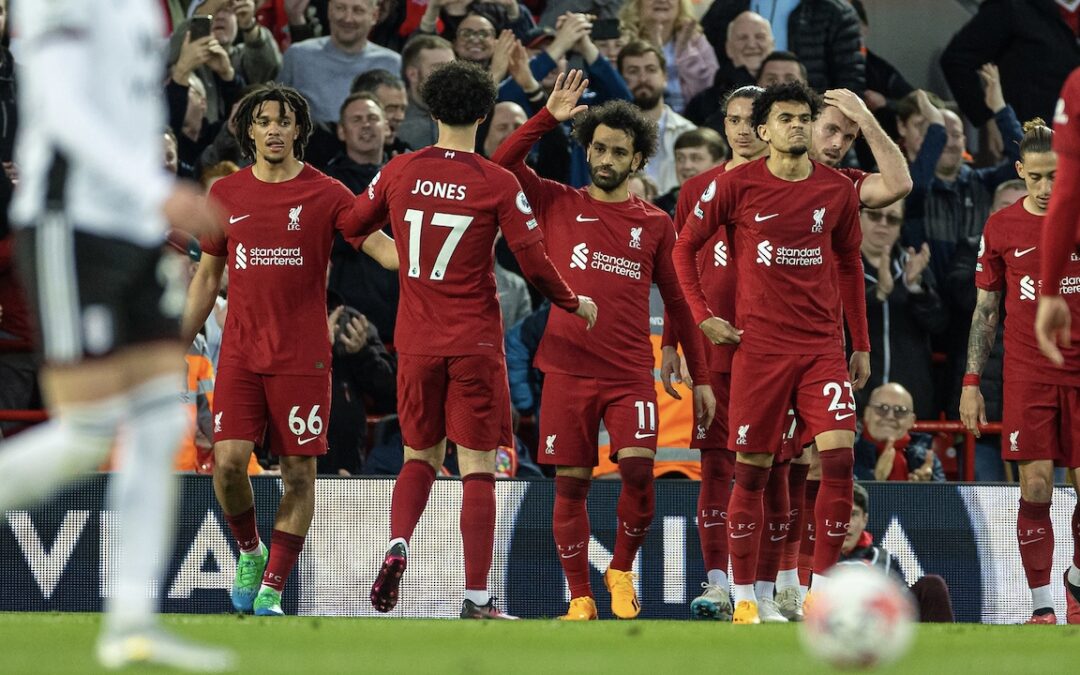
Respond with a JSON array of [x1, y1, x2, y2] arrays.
[[0, 1, 231, 669]]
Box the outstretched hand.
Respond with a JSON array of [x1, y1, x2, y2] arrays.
[[546, 69, 589, 122]]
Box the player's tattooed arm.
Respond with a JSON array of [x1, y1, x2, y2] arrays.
[[965, 288, 1001, 376], [959, 288, 1001, 437]]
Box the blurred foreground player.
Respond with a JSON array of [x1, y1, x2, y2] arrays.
[[674, 82, 871, 625], [181, 83, 396, 617], [357, 61, 597, 620], [962, 120, 1080, 624], [0, 0, 230, 669], [493, 72, 715, 621]]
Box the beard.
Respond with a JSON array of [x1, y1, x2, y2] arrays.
[[786, 143, 809, 156], [590, 163, 632, 192], [632, 87, 662, 111]]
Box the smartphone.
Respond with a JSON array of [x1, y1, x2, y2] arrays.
[[591, 18, 621, 41], [189, 15, 213, 40]]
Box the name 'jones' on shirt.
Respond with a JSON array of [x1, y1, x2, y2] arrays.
[[411, 179, 467, 201]]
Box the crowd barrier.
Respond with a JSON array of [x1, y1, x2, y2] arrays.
[[1, 476, 1076, 623]]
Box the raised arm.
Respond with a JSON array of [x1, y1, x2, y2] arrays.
[[824, 89, 912, 208]]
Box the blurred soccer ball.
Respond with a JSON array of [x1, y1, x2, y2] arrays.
[[799, 564, 917, 670]]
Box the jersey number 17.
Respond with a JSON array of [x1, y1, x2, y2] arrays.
[[404, 209, 475, 281]]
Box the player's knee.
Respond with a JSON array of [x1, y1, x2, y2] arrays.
[[280, 460, 316, 497], [214, 449, 251, 481], [617, 456, 655, 492], [1022, 473, 1053, 502], [818, 447, 854, 480]]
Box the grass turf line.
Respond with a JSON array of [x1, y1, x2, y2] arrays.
[[2, 613, 1078, 674]]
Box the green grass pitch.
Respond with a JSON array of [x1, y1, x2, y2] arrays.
[[3, 613, 1078, 674]]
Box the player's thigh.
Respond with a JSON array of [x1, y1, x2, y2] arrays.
[[793, 353, 857, 447], [214, 364, 269, 446], [264, 372, 331, 457], [396, 353, 449, 451], [602, 378, 659, 460], [691, 371, 730, 450], [538, 372, 602, 468], [445, 353, 513, 452], [728, 351, 797, 454], [1001, 379, 1061, 463]]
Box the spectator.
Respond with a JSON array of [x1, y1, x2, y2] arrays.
[[164, 129, 180, 176], [618, 0, 720, 112], [197, 85, 256, 172], [279, 0, 402, 123], [654, 127, 726, 216], [496, 259, 533, 330], [397, 34, 456, 149], [416, 0, 537, 42], [627, 171, 660, 201], [168, 0, 281, 123], [991, 178, 1027, 213], [187, 0, 317, 51], [505, 303, 551, 418], [165, 70, 223, 178], [840, 483, 955, 621], [756, 50, 807, 87], [323, 301, 397, 475], [683, 10, 769, 127], [701, 0, 865, 93], [328, 93, 389, 191], [200, 160, 240, 190], [482, 101, 528, 158], [538, 0, 621, 28], [351, 69, 412, 156], [450, 11, 500, 66], [858, 199, 947, 419], [0, 0, 15, 171], [855, 383, 946, 482], [618, 39, 697, 195], [940, 0, 1080, 152]]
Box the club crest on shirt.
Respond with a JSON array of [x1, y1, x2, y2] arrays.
[[700, 180, 716, 203], [545, 434, 556, 455], [1009, 430, 1020, 453], [736, 424, 749, 445], [288, 205, 303, 230], [516, 191, 533, 214], [629, 226, 642, 249], [812, 207, 825, 233], [368, 171, 381, 200]]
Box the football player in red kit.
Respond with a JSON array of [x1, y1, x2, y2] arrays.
[[351, 61, 597, 620], [962, 119, 1080, 624], [673, 82, 871, 625], [492, 71, 715, 621]]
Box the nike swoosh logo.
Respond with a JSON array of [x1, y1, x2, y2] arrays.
[[834, 413, 854, 421], [754, 213, 779, 222], [1014, 246, 1037, 257], [634, 432, 656, 439], [297, 437, 318, 446], [1020, 537, 1045, 546], [825, 530, 846, 538], [702, 522, 724, 528], [229, 214, 251, 224], [560, 551, 582, 559], [770, 535, 786, 542], [576, 214, 599, 222], [731, 532, 754, 539], [624, 531, 648, 538]]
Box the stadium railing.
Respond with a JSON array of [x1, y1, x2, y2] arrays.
[[912, 420, 1001, 482]]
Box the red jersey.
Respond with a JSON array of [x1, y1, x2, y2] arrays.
[[976, 199, 1080, 385], [349, 147, 546, 357], [491, 108, 708, 383], [675, 158, 870, 355], [835, 167, 870, 202], [202, 165, 355, 375], [1042, 67, 1080, 291]]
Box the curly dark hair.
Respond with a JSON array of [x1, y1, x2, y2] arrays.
[[750, 81, 822, 138], [233, 83, 313, 160], [421, 60, 496, 127], [572, 100, 659, 167]]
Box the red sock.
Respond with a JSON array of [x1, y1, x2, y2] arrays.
[[554, 475, 592, 598], [780, 463, 809, 571], [728, 462, 770, 585], [611, 457, 655, 571], [756, 462, 790, 583], [1072, 502, 1080, 569], [813, 451, 854, 575], [262, 529, 305, 592], [698, 449, 734, 571], [224, 506, 261, 553], [390, 460, 436, 543], [1018, 498, 1054, 589], [461, 473, 496, 591], [798, 478, 820, 585]]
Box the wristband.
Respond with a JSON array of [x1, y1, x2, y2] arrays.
[[962, 373, 980, 387]]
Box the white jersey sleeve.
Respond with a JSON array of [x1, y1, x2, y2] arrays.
[[10, 0, 173, 246]]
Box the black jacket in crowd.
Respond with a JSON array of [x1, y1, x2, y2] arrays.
[[940, 0, 1080, 129], [701, 0, 866, 93]]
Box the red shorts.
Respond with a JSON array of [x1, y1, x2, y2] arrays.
[[214, 365, 330, 456], [539, 372, 657, 467], [728, 351, 855, 454], [1002, 379, 1080, 466], [778, 408, 805, 462], [397, 353, 513, 451], [691, 371, 730, 450]]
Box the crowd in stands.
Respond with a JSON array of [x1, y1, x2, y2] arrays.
[[1, 0, 1078, 483]]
